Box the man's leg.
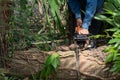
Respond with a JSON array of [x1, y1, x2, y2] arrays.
[[68, 4, 76, 44], [89, 0, 104, 35], [80, 0, 86, 20], [89, 19, 103, 35]]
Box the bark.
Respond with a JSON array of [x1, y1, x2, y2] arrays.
[[0, 0, 12, 67], [7, 46, 120, 80]]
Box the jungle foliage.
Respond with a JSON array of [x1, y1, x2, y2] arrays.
[[95, 0, 120, 72], [9, 0, 65, 80], [11, 0, 67, 51], [32, 53, 60, 80], [2, 0, 120, 80]]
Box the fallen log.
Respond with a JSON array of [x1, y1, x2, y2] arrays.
[[7, 46, 120, 80]]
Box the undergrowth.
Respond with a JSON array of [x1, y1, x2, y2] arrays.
[[95, 0, 120, 72]]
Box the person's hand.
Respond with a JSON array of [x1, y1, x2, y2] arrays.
[[76, 18, 82, 27], [79, 28, 89, 34]]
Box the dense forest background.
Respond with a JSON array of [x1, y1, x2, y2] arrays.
[[0, 0, 120, 80]]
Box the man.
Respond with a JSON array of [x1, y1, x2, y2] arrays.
[[68, 0, 104, 35]]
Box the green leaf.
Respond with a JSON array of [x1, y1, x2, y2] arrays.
[[48, 0, 59, 17], [95, 0, 120, 73], [52, 57, 60, 70], [106, 52, 114, 63], [55, 12, 65, 35], [54, 0, 59, 6], [114, 43, 119, 48], [113, 31, 120, 38], [104, 2, 117, 12], [20, 0, 27, 9], [118, 46, 120, 50], [109, 39, 120, 44], [110, 61, 120, 72], [110, 65, 117, 72], [114, 56, 120, 61], [113, 0, 120, 10], [104, 45, 111, 52], [40, 69, 46, 78], [46, 66, 52, 76], [106, 28, 119, 32], [45, 55, 53, 66], [94, 15, 108, 21]]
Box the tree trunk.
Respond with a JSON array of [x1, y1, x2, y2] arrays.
[[7, 46, 120, 80], [0, 0, 12, 67]]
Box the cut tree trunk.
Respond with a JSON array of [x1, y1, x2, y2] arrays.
[[7, 45, 120, 80]]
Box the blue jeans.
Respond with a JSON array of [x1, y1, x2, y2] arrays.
[[80, 0, 104, 35]]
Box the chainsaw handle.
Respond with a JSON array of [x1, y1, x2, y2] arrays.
[[76, 26, 82, 33]]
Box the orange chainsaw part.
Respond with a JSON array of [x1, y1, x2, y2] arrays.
[[76, 26, 82, 33]]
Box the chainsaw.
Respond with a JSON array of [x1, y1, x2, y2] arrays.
[[73, 25, 109, 79], [73, 26, 95, 80]]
